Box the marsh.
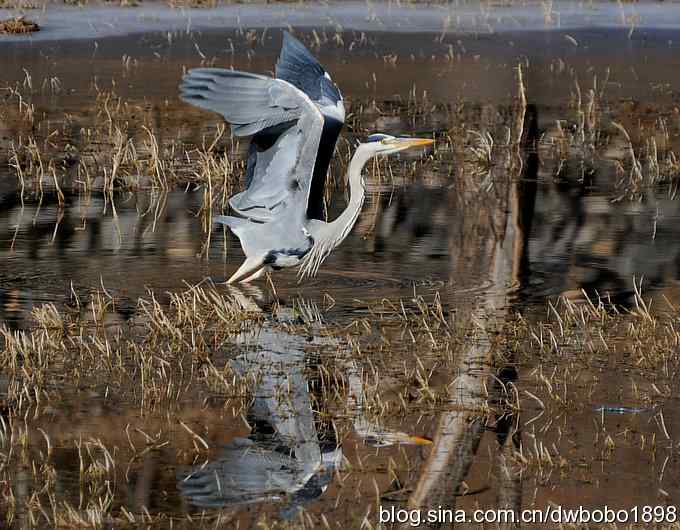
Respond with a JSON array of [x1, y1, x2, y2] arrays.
[[2, 1, 680, 528]]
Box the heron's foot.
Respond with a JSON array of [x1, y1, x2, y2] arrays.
[[242, 265, 271, 283], [227, 256, 266, 284]]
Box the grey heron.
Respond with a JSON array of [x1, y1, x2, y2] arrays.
[[180, 32, 433, 283]]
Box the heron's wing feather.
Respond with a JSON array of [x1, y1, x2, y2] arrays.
[[232, 33, 345, 222], [181, 68, 323, 222], [241, 32, 336, 211], [180, 69, 303, 137], [228, 127, 303, 221], [276, 32, 342, 108], [276, 32, 345, 220]]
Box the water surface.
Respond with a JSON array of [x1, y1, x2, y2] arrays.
[[2, 9, 680, 528]]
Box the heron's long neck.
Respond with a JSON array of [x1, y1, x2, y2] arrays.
[[326, 147, 370, 242], [299, 147, 371, 279]]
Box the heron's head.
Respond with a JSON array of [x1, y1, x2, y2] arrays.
[[360, 133, 434, 156]]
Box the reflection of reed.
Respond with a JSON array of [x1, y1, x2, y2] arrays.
[[0, 189, 212, 329], [403, 102, 538, 529], [406, 333, 491, 516], [493, 386, 523, 530]]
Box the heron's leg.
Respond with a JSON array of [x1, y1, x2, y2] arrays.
[[227, 256, 266, 284], [242, 265, 271, 283]]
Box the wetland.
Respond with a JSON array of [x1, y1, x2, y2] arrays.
[[2, 2, 680, 528]]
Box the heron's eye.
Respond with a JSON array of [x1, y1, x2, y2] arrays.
[[380, 139, 388, 144]]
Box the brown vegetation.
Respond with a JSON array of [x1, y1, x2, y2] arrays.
[[0, 16, 39, 34]]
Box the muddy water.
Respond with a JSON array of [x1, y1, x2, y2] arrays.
[[3, 25, 680, 324], [2, 11, 680, 529]]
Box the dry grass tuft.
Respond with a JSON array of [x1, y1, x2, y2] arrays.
[[0, 16, 39, 34]]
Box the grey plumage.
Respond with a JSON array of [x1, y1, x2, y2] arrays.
[[275, 32, 345, 220], [182, 67, 324, 227], [180, 33, 433, 283], [180, 69, 306, 137]]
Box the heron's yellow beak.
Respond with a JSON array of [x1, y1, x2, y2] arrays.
[[387, 137, 434, 150], [407, 138, 434, 147]]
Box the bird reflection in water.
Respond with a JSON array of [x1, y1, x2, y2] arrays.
[[177, 286, 430, 517]]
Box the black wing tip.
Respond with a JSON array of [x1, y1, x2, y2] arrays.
[[281, 30, 305, 51], [277, 30, 323, 69], [281, 30, 313, 56]]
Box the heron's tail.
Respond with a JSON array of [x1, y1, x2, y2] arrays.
[[214, 216, 268, 283]]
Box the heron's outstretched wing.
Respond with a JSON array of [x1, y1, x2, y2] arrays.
[[181, 69, 323, 221], [238, 31, 346, 221], [181, 69, 304, 137], [276, 32, 344, 115], [277, 32, 346, 220]]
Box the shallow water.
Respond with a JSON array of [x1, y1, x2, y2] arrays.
[[3, 23, 680, 323], [3, 7, 680, 528]]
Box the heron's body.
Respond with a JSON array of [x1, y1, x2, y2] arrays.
[[215, 212, 312, 281], [180, 32, 432, 283], [216, 143, 371, 282]]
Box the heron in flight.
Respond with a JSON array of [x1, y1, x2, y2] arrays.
[[181, 32, 433, 283]]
